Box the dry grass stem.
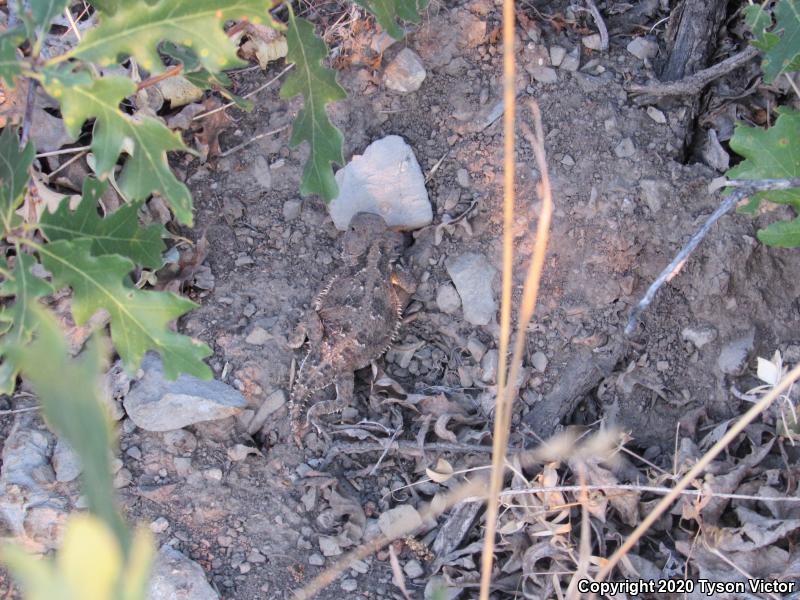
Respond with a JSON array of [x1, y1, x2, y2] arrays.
[[480, 98, 554, 598]]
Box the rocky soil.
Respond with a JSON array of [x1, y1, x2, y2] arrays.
[[2, 1, 800, 598]]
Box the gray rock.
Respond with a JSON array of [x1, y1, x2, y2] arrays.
[[467, 338, 487, 362], [319, 535, 342, 556], [147, 545, 219, 600], [123, 354, 247, 432], [0, 422, 67, 553], [150, 517, 170, 533], [309, 552, 325, 566], [52, 437, 82, 483], [549, 46, 566, 67], [445, 253, 497, 325], [481, 349, 499, 383], [582, 34, 603, 50], [404, 559, 424, 579], [329, 135, 432, 231], [245, 326, 271, 345], [531, 351, 548, 373], [252, 155, 272, 189], [682, 326, 717, 349], [614, 138, 636, 159], [529, 66, 558, 84], [701, 129, 730, 172], [341, 579, 358, 592], [646, 106, 667, 124], [384, 48, 426, 93], [626, 37, 659, 60], [283, 199, 302, 221], [246, 389, 287, 435], [560, 47, 580, 72], [456, 168, 470, 188], [717, 331, 755, 375], [639, 179, 670, 213], [436, 283, 461, 314], [378, 505, 422, 539], [785, 344, 800, 364]]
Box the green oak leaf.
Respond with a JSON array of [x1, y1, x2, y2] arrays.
[[0, 27, 26, 87], [7, 306, 130, 549], [0, 254, 55, 394], [757, 217, 800, 247], [41, 69, 194, 225], [353, 0, 429, 40], [40, 178, 165, 268], [727, 109, 800, 209], [86, 0, 120, 15], [280, 10, 347, 201], [37, 238, 212, 379], [161, 42, 252, 110], [61, 0, 276, 74], [0, 126, 35, 234], [30, 0, 71, 32], [745, 4, 775, 48], [755, 0, 800, 82]]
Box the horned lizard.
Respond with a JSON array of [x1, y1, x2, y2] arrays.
[[288, 212, 416, 442]]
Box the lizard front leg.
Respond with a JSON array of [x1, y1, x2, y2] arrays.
[[306, 371, 354, 438], [287, 309, 324, 349]]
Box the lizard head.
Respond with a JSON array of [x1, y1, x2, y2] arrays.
[[342, 212, 404, 261]]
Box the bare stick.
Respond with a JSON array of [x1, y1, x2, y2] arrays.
[[584, 0, 608, 51], [626, 177, 800, 335], [328, 440, 495, 457], [192, 64, 294, 121], [36, 145, 92, 159], [218, 124, 290, 157], [0, 406, 40, 417], [137, 64, 183, 92], [19, 80, 38, 148], [627, 45, 759, 96]]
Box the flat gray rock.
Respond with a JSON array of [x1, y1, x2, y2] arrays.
[[384, 48, 426, 93], [123, 354, 247, 432], [717, 331, 755, 375], [445, 253, 497, 325], [52, 437, 82, 483], [329, 135, 432, 231], [147, 545, 218, 600]]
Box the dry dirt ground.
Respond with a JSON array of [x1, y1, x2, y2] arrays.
[[2, 1, 800, 599]]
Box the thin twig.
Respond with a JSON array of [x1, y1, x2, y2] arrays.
[[191, 64, 294, 121], [0, 406, 40, 417], [137, 64, 183, 91], [627, 45, 760, 96], [19, 80, 39, 148], [36, 144, 92, 159], [596, 361, 800, 583], [218, 124, 290, 157], [584, 0, 608, 51], [625, 177, 800, 335], [64, 6, 82, 42], [498, 482, 800, 503], [328, 440, 494, 457], [43, 150, 88, 183]]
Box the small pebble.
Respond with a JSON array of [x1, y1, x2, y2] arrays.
[[341, 579, 358, 592], [531, 351, 548, 372], [283, 199, 302, 221], [456, 168, 470, 188], [646, 106, 667, 124], [436, 284, 461, 314], [614, 138, 636, 158], [150, 517, 170, 533], [309, 553, 325, 566], [549, 45, 566, 67], [582, 34, 603, 51], [404, 559, 424, 579]]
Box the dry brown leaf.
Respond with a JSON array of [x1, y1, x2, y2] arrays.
[[426, 458, 454, 483], [193, 97, 233, 160], [235, 23, 288, 69]]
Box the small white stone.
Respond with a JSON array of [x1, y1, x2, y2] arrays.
[[384, 48, 426, 93], [560, 47, 580, 72], [627, 37, 659, 60], [549, 45, 566, 67], [531, 351, 548, 372], [404, 559, 425, 579], [150, 517, 170, 533], [436, 284, 461, 314], [646, 106, 667, 124], [529, 66, 558, 84], [614, 138, 636, 158], [582, 34, 603, 50], [245, 326, 271, 346]]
